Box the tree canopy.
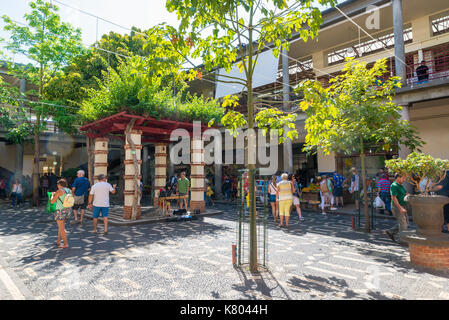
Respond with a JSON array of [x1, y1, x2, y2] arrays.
[[299, 58, 423, 155], [299, 58, 424, 231], [78, 57, 223, 124]]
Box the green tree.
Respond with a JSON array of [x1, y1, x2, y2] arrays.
[[2, 0, 84, 205], [299, 58, 423, 231], [167, 0, 335, 272], [385, 153, 449, 195], [78, 57, 222, 124], [44, 27, 150, 109]]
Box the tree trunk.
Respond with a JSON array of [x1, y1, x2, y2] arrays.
[[360, 149, 370, 231], [32, 126, 40, 206], [247, 5, 258, 273], [125, 119, 141, 220], [87, 136, 94, 186]]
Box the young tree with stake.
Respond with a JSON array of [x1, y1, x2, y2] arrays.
[[167, 0, 336, 271]]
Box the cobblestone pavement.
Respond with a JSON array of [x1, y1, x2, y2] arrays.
[[0, 203, 449, 300]]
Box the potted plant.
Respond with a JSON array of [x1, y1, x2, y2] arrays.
[[385, 152, 449, 237]]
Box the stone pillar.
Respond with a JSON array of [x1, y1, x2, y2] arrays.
[[214, 163, 222, 199], [190, 138, 205, 212], [398, 104, 411, 159], [94, 137, 108, 183], [393, 0, 407, 85], [154, 143, 167, 207], [282, 47, 293, 173], [168, 144, 175, 177], [123, 130, 142, 220]]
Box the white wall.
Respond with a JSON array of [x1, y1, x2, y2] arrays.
[[317, 150, 336, 173], [410, 99, 449, 161]]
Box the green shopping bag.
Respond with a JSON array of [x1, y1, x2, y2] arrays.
[[46, 192, 56, 213]]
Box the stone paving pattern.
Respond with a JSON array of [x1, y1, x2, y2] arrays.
[[0, 202, 449, 300]]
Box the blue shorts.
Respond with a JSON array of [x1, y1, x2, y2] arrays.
[[92, 206, 109, 218], [269, 194, 277, 203]]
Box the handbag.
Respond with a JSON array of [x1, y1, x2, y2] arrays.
[[46, 192, 57, 213]]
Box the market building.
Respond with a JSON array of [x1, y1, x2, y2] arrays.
[[189, 0, 449, 188], [1, 0, 449, 202]]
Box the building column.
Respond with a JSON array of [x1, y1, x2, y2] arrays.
[[393, 0, 407, 85], [282, 47, 293, 173], [154, 143, 167, 207], [94, 137, 108, 183], [214, 163, 222, 199], [190, 138, 205, 212], [123, 130, 142, 220], [398, 104, 411, 159]]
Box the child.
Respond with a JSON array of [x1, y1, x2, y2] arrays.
[[206, 184, 214, 206]]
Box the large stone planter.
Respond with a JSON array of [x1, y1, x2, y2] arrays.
[[402, 195, 449, 270], [406, 195, 449, 237]]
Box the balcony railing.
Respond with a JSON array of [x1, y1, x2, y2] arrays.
[[406, 52, 449, 86]]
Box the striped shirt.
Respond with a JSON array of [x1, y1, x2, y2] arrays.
[[277, 180, 292, 201], [377, 179, 391, 193]]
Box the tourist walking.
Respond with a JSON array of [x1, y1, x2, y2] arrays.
[[222, 175, 232, 201], [48, 172, 58, 192], [50, 179, 72, 249], [376, 174, 392, 215], [320, 175, 334, 215], [10, 178, 23, 209], [268, 175, 278, 222], [350, 167, 360, 211], [386, 173, 408, 243], [431, 170, 449, 233], [206, 184, 214, 207], [276, 173, 294, 229], [291, 174, 304, 221], [88, 174, 116, 235], [332, 171, 346, 207], [41, 174, 49, 197], [177, 171, 190, 209], [0, 178, 6, 199], [169, 173, 178, 190], [71, 170, 91, 225]]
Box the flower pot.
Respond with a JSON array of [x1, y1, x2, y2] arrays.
[[407, 195, 449, 237]]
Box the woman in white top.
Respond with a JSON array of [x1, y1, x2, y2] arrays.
[[268, 175, 279, 222], [10, 179, 23, 209]]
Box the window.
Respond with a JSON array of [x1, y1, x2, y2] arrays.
[[432, 15, 449, 36], [277, 58, 313, 79], [328, 28, 413, 66]]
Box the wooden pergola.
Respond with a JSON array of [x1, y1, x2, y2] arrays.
[[80, 111, 209, 220]]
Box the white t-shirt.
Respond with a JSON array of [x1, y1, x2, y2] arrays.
[[90, 181, 114, 207], [12, 184, 22, 194], [351, 174, 360, 192]]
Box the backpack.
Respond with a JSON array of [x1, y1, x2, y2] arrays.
[[61, 189, 75, 208], [320, 180, 329, 193]]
